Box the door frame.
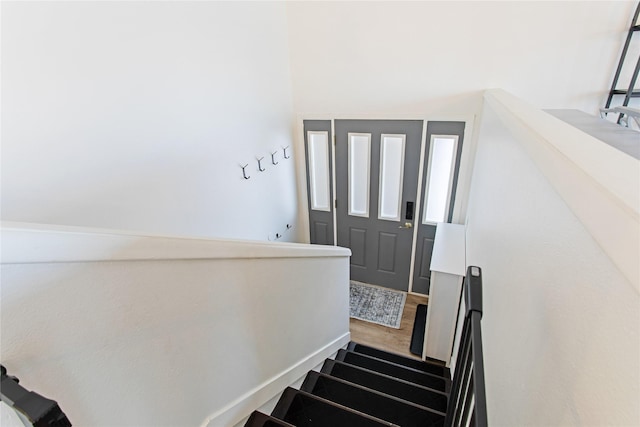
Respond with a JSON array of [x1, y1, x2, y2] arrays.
[[411, 122, 467, 295], [335, 119, 424, 291], [295, 113, 476, 294]]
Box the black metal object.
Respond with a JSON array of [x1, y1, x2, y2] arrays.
[[0, 365, 72, 427], [405, 201, 414, 220], [444, 266, 488, 427], [604, 2, 640, 123]]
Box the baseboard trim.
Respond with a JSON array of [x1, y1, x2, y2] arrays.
[[200, 332, 351, 427]]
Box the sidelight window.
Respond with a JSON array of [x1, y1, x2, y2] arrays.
[[423, 135, 458, 224], [307, 131, 331, 211]]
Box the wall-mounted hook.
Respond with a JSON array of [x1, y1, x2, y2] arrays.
[[271, 151, 279, 165], [275, 233, 282, 239], [257, 157, 266, 172], [240, 164, 250, 180], [282, 146, 290, 159], [286, 224, 292, 230]]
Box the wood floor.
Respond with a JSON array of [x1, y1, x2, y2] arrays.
[[349, 292, 428, 360]]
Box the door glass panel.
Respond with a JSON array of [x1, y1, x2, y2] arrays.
[[423, 135, 458, 224], [348, 133, 371, 217], [307, 131, 331, 211], [378, 134, 406, 221]]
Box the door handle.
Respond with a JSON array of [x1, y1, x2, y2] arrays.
[[398, 222, 413, 229]]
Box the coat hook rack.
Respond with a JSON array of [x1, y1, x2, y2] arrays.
[[240, 164, 250, 180], [271, 151, 279, 165], [282, 146, 290, 159], [257, 156, 266, 172]]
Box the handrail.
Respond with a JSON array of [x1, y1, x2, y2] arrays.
[[0, 365, 72, 427], [445, 266, 488, 427]]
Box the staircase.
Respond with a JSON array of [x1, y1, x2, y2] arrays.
[[245, 267, 487, 427], [0, 263, 484, 427]]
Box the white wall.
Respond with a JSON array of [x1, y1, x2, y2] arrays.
[[286, 1, 634, 116], [464, 103, 639, 425], [4, 2, 634, 243], [1, 2, 297, 241], [287, 1, 635, 234], [0, 223, 351, 426]]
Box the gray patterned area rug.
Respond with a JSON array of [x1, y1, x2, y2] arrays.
[[349, 281, 406, 329]]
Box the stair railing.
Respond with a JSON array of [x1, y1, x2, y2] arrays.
[[0, 365, 72, 427], [444, 266, 488, 427], [603, 1, 640, 124]]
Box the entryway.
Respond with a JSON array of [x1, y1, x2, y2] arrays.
[[349, 291, 428, 359], [303, 119, 465, 295]]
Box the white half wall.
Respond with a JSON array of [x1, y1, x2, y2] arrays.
[[1, 223, 351, 426], [1, 2, 297, 241], [465, 100, 640, 425]]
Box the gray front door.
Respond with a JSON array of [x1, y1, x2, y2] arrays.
[[412, 121, 465, 294], [303, 120, 335, 245], [335, 120, 423, 292]]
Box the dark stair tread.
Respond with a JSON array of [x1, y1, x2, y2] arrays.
[[300, 371, 445, 427], [336, 349, 450, 392], [348, 340, 450, 378], [271, 387, 396, 427], [244, 411, 296, 427], [321, 359, 448, 412], [409, 305, 427, 356]]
